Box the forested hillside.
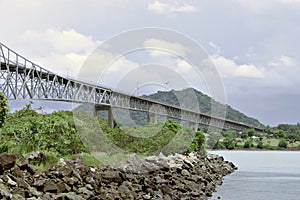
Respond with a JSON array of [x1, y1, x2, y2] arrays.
[[143, 88, 263, 127]]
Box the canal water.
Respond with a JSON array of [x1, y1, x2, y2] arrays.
[[210, 150, 300, 200]]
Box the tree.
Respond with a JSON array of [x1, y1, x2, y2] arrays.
[[247, 129, 256, 137], [274, 130, 286, 138], [0, 92, 9, 128], [240, 131, 248, 139]]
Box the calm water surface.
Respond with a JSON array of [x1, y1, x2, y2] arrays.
[[209, 151, 300, 200]]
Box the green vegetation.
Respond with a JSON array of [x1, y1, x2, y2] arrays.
[[211, 124, 300, 150], [0, 92, 9, 128], [144, 88, 262, 127], [0, 97, 206, 169]]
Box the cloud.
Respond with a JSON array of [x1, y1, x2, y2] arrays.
[[176, 60, 193, 73], [143, 38, 190, 57], [235, 0, 300, 12], [148, 0, 197, 14], [269, 55, 297, 67], [17, 28, 101, 76], [210, 54, 264, 78]]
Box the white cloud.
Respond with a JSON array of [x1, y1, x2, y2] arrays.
[[143, 38, 189, 57], [210, 54, 264, 78], [17, 28, 101, 76], [269, 55, 297, 67], [176, 60, 193, 73], [236, 64, 264, 78], [148, 0, 197, 14]]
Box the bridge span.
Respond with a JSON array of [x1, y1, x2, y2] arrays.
[[0, 42, 263, 132]]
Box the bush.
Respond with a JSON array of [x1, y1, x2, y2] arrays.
[[244, 139, 252, 148], [278, 139, 288, 148], [0, 92, 9, 128], [257, 141, 263, 149], [223, 137, 236, 149]]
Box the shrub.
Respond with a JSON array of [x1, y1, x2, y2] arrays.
[[257, 141, 263, 149], [244, 139, 252, 148], [278, 139, 288, 148], [223, 137, 236, 149]]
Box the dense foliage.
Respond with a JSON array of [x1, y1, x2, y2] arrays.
[[0, 103, 87, 155], [212, 125, 300, 150], [0, 92, 9, 128], [0, 102, 206, 158]]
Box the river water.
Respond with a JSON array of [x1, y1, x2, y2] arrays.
[[209, 150, 300, 200]]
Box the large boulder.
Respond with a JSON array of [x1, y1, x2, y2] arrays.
[[0, 154, 18, 171]]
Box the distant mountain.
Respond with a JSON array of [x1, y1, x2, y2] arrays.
[[143, 88, 263, 127]]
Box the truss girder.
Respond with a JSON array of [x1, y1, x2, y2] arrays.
[[0, 43, 111, 105], [0, 42, 263, 132]]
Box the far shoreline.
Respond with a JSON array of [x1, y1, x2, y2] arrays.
[[209, 148, 300, 152]]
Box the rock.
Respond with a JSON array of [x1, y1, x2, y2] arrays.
[[143, 193, 151, 199], [0, 154, 18, 170], [18, 160, 35, 175], [78, 186, 93, 196], [6, 175, 17, 186], [34, 179, 46, 190], [101, 170, 123, 184], [0, 183, 12, 199], [153, 190, 163, 198], [12, 194, 26, 200], [12, 187, 28, 198], [155, 175, 168, 184], [43, 180, 57, 193], [85, 184, 93, 191], [42, 193, 52, 200], [181, 169, 190, 176], [16, 178, 30, 189], [29, 186, 43, 197], [57, 181, 71, 193], [62, 177, 78, 186], [0, 152, 237, 200], [53, 192, 85, 200]]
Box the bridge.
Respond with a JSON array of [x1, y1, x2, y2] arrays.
[[0, 42, 263, 132]]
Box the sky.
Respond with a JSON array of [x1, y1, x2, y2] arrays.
[[0, 0, 300, 126]]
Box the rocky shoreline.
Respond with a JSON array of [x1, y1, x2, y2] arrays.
[[0, 152, 237, 200]]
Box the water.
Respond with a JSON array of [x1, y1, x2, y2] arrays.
[[210, 151, 300, 200]]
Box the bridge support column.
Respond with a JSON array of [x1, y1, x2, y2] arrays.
[[95, 105, 114, 128], [147, 113, 158, 124]]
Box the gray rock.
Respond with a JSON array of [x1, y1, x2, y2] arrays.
[[11, 194, 26, 200], [85, 183, 93, 191], [54, 192, 85, 200], [43, 180, 57, 193], [0, 183, 12, 198], [29, 186, 43, 196], [181, 169, 190, 176], [78, 186, 93, 196]]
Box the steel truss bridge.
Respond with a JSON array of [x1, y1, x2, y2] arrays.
[[0, 42, 263, 132]]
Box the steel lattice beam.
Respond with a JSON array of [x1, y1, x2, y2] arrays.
[[0, 42, 263, 132]]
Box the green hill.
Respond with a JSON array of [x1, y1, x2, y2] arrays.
[[143, 88, 263, 127]]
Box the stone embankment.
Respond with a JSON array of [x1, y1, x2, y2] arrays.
[[0, 152, 237, 200]]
